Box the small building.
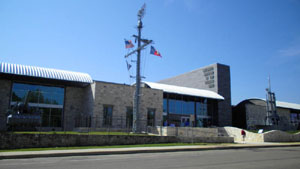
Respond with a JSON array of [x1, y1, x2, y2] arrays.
[[232, 98, 300, 130]]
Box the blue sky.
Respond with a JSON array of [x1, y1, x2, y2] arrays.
[[1, 0, 300, 105]]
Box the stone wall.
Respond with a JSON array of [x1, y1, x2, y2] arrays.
[[93, 81, 163, 131], [223, 127, 264, 142], [0, 79, 11, 131], [64, 86, 85, 130], [0, 134, 176, 149], [151, 127, 219, 137], [0, 133, 233, 149], [263, 130, 300, 142], [246, 104, 266, 129], [245, 104, 296, 131], [223, 127, 300, 142]]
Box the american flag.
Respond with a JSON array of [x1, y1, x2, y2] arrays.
[[125, 39, 134, 49]]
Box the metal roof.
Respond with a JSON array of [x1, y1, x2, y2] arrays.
[[0, 62, 93, 83], [240, 98, 300, 111], [143, 81, 224, 100], [276, 101, 300, 110]]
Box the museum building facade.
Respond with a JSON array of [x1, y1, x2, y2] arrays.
[[0, 62, 227, 131]]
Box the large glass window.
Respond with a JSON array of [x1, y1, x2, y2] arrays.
[[165, 98, 196, 115], [162, 94, 216, 127], [10, 83, 64, 128], [147, 108, 156, 127], [11, 83, 64, 106], [103, 105, 113, 127]]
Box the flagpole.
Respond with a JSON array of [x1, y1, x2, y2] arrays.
[[125, 4, 154, 133], [132, 17, 142, 133]]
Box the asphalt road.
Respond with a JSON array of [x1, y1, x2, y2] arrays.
[[1, 147, 300, 169]]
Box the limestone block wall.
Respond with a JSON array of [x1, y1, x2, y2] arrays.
[[223, 127, 264, 142], [0, 133, 233, 149], [223, 127, 300, 142], [82, 83, 95, 117], [276, 108, 297, 131], [152, 127, 219, 137], [246, 104, 266, 129], [64, 86, 85, 130], [245, 104, 296, 131], [0, 134, 177, 149], [0, 79, 11, 131], [263, 130, 300, 142], [93, 81, 163, 131]]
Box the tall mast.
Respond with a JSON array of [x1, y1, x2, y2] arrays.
[[125, 4, 152, 133], [133, 9, 143, 133]]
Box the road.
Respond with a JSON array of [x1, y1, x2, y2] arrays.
[[1, 147, 300, 169]]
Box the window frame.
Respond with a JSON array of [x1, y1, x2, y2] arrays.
[[103, 105, 113, 127]]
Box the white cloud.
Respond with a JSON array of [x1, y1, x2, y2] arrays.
[[279, 44, 300, 57]]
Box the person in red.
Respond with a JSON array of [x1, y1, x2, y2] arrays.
[[241, 129, 246, 143]]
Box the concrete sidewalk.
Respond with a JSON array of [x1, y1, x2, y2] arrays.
[[1, 142, 300, 159]]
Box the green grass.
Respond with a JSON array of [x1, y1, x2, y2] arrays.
[[286, 130, 300, 134], [11, 131, 150, 136], [0, 143, 223, 152]]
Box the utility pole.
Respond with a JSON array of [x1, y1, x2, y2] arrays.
[[125, 4, 152, 133]]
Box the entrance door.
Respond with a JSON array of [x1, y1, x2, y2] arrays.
[[181, 117, 190, 127]]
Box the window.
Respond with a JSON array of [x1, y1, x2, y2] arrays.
[[10, 82, 64, 128], [126, 107, 133, 128], [103, 105, 113, 127], [163, 99, 168, 113], [290, 113, 299, 125], [147, 108, 155, 127], [11, 83, 64, 106], [196, 99, 207, 116]]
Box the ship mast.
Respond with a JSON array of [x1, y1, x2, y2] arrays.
[[125, 4, 152, 133]]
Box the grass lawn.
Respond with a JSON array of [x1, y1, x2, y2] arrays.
[[0, 143, 225, 152]]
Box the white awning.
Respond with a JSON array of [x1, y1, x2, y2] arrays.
[[0, 62, 93, 83], [143, 81, 224, 100]]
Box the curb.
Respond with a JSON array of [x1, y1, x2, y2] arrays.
[[1, 144, 300, 159]]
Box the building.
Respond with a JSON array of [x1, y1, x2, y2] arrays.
[[158, 63, 232, 126], [232, 98, 300, 130], [0, 62, 228, 131], [142, 82, 224, 127]]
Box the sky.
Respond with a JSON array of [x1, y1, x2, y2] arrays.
[[1, 0, 300, 105]]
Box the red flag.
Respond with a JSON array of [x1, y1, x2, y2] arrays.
[[150, 46, 162, 57]]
